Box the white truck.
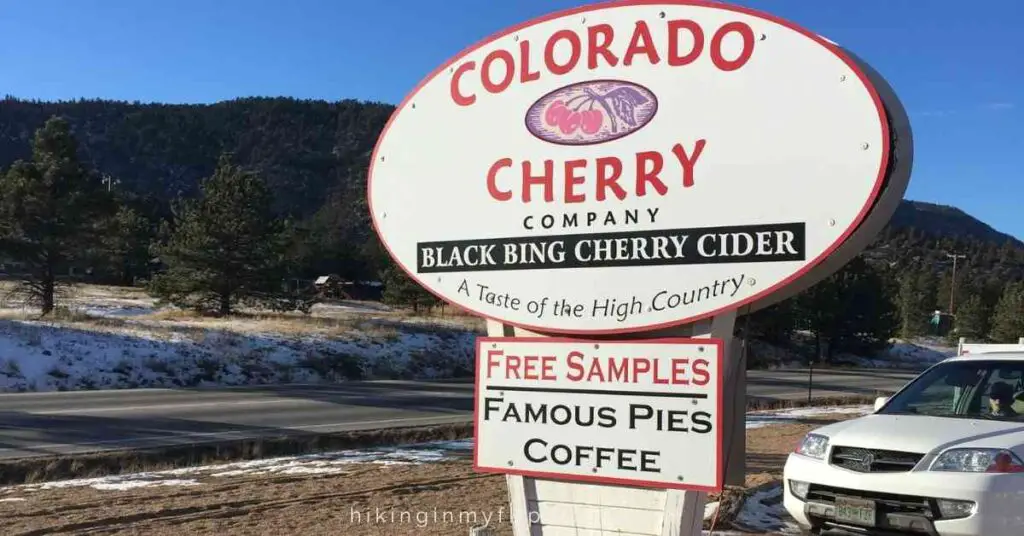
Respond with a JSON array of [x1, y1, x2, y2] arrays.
[[783, 339, 1024, 535]]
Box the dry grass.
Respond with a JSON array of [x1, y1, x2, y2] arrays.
[[0, 282, 485, 343], [0, 414, 865, 536]]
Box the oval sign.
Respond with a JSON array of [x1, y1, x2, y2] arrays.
[[368, 0, 891, 335]]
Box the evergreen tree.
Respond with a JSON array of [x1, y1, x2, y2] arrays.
[[954, 293, 991, 341], [746, 300, 796, 346], [793, 257, 898, 361], [989, 282, 1024, 343], [381, 265, 439, 313], [148, 153, 287, 314], [898, 268, 937, 338], [937, 272, 953, 313], [0, 116, 110, 314], [102, 204, 154, 285]]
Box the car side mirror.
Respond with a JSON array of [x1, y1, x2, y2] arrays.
[[872, 395, 888, 414]]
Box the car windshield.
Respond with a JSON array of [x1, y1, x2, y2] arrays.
[[878, 358, 1024, 422]]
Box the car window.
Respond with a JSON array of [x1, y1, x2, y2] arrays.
[[879, 359, 1024, 421]]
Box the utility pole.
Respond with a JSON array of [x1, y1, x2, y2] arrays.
[[101, 174, 119, 192], [946, 253, 967, 315]]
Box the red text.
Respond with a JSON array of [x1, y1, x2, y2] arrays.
[[451, 18, 755, 106], [486, 140, 706, 203]]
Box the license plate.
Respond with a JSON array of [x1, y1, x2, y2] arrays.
[[834, 496, 876, 526]]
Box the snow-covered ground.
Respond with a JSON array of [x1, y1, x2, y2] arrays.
[[0, 283, 956, 393], [0, 284, 482, 392], [832, 336, 957, 369], [753, 332, 957, 371], [1, 439, 475, 493], [746, 404, 872, 429]]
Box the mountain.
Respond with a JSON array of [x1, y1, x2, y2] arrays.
[[0, 96, 394, 218], [1, 96, 1022, 284], [887, 200, 1022, 247]]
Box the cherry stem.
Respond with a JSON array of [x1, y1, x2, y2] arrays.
[[565, 94, 589, 109]]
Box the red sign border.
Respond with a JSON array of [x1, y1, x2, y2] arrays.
[[367, 0, 892, 335], [471, 336, 726, 493]]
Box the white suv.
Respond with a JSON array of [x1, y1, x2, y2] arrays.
[[783, 351, 1024, 536]]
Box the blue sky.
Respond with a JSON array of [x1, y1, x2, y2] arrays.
[[2, 0, 1021, 238]]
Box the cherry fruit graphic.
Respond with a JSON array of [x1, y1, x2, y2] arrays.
[[545, 100, 569, 127], [559, 111, 582, 134], [580, 109, 603, 134]]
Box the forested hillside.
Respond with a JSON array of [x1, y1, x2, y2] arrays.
[[2, 96, 1022, 357]]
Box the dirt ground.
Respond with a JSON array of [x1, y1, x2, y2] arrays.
[[0, 416, 848, 536]]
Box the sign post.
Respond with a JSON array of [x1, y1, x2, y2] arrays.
[[367, 1, 912, 534], [481, 315, 741, 535]]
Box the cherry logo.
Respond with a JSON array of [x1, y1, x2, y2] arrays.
[[525, 80, 658, 146]]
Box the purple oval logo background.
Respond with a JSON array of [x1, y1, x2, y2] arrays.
[[525, 80, 658, 146]]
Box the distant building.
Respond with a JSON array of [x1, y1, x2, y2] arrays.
[[313, 275, 383, 300]]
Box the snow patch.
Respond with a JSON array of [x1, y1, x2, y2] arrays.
[[0, 439, 474, 493], [746, 405, 873, 429], [834, 338, 956, 370], [18, 475, 200, 492], [0, 292, 478, 392], [704, 500, 719, 520], [730, 484, 802, 534]]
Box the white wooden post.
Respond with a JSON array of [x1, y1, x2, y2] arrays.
[[489, 313, 740, 536]]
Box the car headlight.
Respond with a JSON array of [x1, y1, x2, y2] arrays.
[[795, 433, 830, 459], [930, 448, 1024, 473]]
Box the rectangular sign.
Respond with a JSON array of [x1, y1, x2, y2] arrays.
[[472, 337, 723, 491], [417, 222, 806, 273]]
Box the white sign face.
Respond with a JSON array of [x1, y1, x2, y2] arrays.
[[473, 337, 723, 491], [369, 1, 890, 334]]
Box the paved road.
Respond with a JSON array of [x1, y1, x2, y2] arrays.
[[0, 369, 920, 460]]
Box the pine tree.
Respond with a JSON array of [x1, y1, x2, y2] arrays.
[[746, 300, 796, 346], [148, 153, 287, 315], [937, 272, 953, 313], [103, 204, 154, 285], [989, 282, 1024, 343], [955, 293, 991, 341], [381, 265, 439, 313], [898, 267, 937, 338], [0, 116, 111, 315], [792, 257, 898, 361]]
